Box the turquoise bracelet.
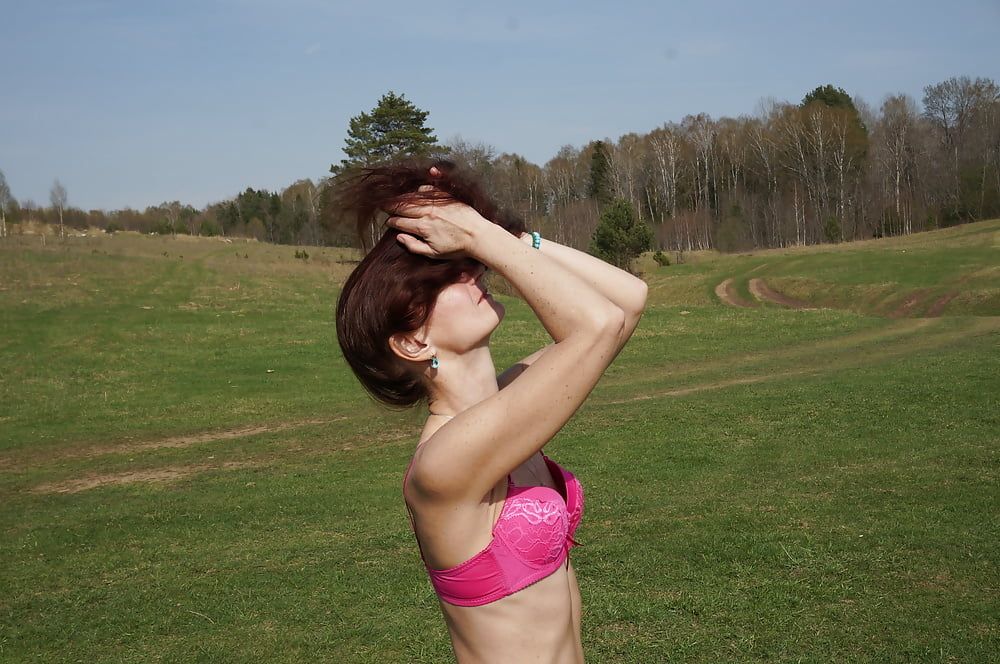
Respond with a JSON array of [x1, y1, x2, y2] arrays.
[[530, 231, 541, 249]]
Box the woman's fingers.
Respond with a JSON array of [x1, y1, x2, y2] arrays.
[[396, 233, 432, 256], [386, 216, 421, 234]]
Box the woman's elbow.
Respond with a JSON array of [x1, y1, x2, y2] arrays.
[[581, 304, 626, 339], [619, 280, 648, 334], [626, 278, 649, 317]]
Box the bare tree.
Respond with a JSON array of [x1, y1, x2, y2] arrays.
[[0, 169, 11, 238], [748, 113, 785, 246], [492, 152, 543, 220], [445, 136, 497, 182], [774, 103, 865, 245], [649, 124, 690, 249], [49, 179, 67, 237], [775, 107, 812, 245], [158, 201, 184, 235], [678, 114, 717, 249], [875, 95, 922, 235], [830, 110, 857, 241], [923, 76, 1000, 219], [543, 145, 584, 215], [281, 178, 322, 245], [606, 133, 646, 218]]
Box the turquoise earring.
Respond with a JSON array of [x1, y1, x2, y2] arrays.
[[430, 356, 440, 369]]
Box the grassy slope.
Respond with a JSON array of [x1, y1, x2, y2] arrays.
[[634, 220, 999, 317], [0, 223, 997, 662]]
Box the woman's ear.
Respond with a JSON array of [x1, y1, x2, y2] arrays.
[[389, 330, 434, 364]]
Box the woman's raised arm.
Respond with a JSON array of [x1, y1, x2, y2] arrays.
[[392, 206, 632, 502], [496, 233, 648, 389], [514, 231, 648, 320]]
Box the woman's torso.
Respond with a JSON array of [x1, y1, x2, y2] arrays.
[[403, 419, 585, 663]]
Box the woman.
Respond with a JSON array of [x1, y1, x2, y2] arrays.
[[335, 160, 647, 663]]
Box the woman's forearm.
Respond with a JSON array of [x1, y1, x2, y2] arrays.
[[517, 232, 648, 315], [470, 223, 624, 344]]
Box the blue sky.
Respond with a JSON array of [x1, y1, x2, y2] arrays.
[[2, 0, 998, 211]]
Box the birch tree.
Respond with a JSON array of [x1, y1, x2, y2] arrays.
[[747, 115, 784, 246], [875, 95, 921, 235], [607, 133, 647, 221], [648, 125, 685, 248], [493, 152, 543, 219], [49, 179, 67, 237], [0, 169, 11, 238]]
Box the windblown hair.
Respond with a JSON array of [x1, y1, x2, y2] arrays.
[[333, 158, 525, 408]]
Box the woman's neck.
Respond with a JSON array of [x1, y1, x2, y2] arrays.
[[427, 341, 499, 417]]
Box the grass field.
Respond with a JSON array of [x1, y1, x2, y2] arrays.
[[1, 221, 998, 662]]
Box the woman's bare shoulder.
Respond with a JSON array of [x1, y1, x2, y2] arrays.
[[404, 420, 446, 502]]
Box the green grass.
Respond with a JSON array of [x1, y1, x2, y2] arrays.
[[1, 223, 998, 662], [634, 219, 1000, 317]]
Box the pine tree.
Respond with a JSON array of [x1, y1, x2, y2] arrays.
[[586, 140, 612, 205], [330, 91, 443, 175], [801, 84, 854, 110], [802, 83, 868, 136], [588, 199, 651, 272]]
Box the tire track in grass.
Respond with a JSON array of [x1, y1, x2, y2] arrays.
[[0, 416, 350, 470], [87, 416, 350, 456], [601, 317, 937, 390], [715, 278, 757, 308], [596, 316, 999, 406], [30, 461, 259, 494], [887, 289, 934, 318], [21, 424, 417, 495], [926, 291, 960, 317], [748, 278, 815, 309]]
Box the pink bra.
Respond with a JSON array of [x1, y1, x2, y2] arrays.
[[403, 453, 584, 607]]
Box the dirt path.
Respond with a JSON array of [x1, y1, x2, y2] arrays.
[[887, 289, 933, 318], [94, 417, 348, 456], [926, 291, 959, 317], [748, 278, 814, 309], [1, 416, 349, 469], [600, 370, 815, 405], [600, 318, 936, 390], [598, 316, 999, 406], [30, 461, 259, 494], [24, 425, 418, 495], [714, 278, 757, 308]]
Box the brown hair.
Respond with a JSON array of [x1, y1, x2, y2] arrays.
[[333, 158, 525, 409]]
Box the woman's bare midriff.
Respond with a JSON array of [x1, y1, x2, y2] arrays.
[[440, 562, 583, 664]]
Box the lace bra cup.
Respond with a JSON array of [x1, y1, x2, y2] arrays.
[[413, 455, 584, 607]]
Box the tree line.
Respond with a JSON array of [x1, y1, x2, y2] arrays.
[[0, 173, 325, 246], [1, 76, 997, 253], [435, 77, 999, 252]]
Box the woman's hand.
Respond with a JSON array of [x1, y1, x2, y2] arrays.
[[386, 187, 487, 260]]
